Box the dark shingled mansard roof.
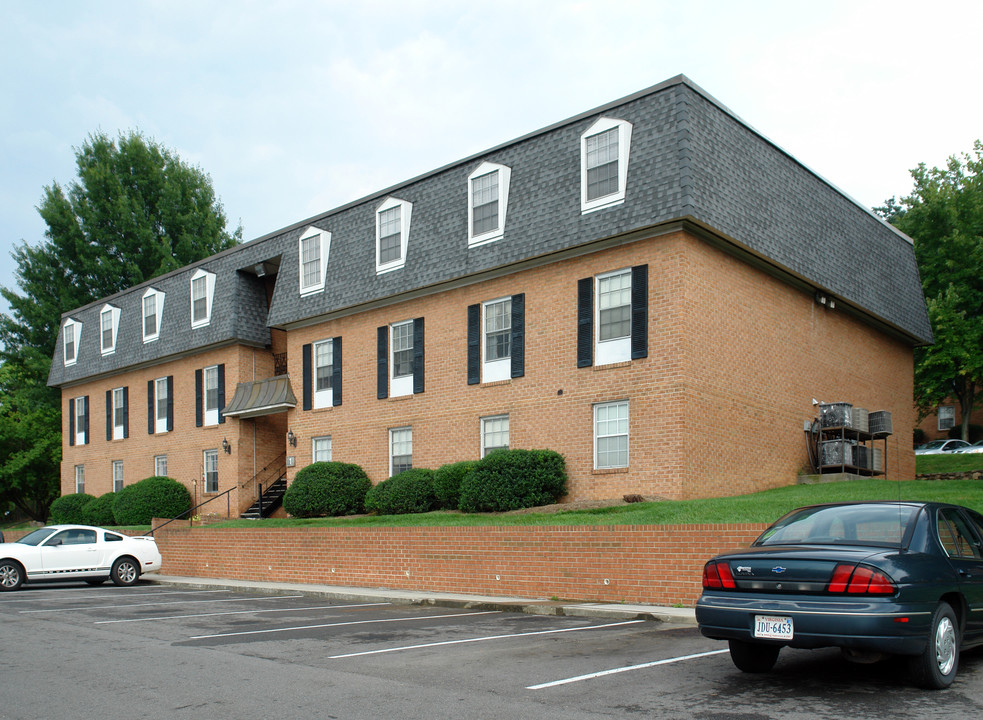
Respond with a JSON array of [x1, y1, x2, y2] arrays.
[[48, 75, 931, 388]]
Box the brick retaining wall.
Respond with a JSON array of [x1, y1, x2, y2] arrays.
[[151, 523, 766, 607]]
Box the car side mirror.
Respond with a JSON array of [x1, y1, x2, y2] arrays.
[[47, 538, 62, 547]]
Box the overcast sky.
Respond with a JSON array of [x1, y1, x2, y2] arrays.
[[2, 1, 981, 321]]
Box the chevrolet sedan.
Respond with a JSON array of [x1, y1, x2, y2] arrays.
[[696, 502, 983, 689], [0, 525, 162, 591]]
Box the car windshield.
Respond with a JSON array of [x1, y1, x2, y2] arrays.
[[922, 441, 948, 450], [755, 504, 918, 548], [16, 527, 59, 546]]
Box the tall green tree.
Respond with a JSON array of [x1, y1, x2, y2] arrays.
[[878, 141, 983, 440], [0, 130, 241, 521]]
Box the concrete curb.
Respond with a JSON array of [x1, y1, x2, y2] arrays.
[[144, 574, 697, 626]]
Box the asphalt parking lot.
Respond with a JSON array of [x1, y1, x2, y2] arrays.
[[2, 580, 982, 720]]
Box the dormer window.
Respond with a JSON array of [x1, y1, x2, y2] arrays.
[[190, 268, 215, 328], [299, 226, 331, 295], [142, 288, 164, 343], [468, 162, 511, 247], [100, 305, 120, 356], [63, 319, 81, 366], [376, 197, 412, 274], [581, 117, 632, 214]]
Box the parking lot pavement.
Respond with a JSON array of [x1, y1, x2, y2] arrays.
[[142, 573, 699, 625]]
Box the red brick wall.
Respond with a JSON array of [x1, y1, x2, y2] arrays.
[[152, 523, 766, 606]]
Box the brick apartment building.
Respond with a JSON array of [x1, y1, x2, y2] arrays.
[[47, 75, 932, 517]]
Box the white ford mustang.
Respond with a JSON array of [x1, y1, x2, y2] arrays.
[[0, 525, 162, 591]]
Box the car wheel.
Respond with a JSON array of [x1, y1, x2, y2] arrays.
[[909, 602, 959, 689], [110, 557, 140, 587], [0, 560, 24, 591], [728, 640, 781, 673]]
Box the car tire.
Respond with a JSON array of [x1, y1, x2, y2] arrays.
[[728, 640, 781, 673], [110, 557, 140, 587], [909, 602, 959, 689], [0, 560, 24, 591]]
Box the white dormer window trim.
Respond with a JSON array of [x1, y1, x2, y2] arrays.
[[190, 268, 216, 329], [467, 161, 511, 247], [375, 197, 412, 275], [100, 304, 121, 356], [63, 318, 81, 366], [298, 226, 331, 296], [142, 288, 165, 343], [581, 117, 633, 214]]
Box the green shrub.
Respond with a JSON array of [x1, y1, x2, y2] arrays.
[[82, 492, 117, 526], [365, 469, 438, 515], [459, 449, 567, 513], [283, 462, 371, 517], [49, 493, 95, 524], [433, 461, 477, 510], [112, 476, 191, 525]]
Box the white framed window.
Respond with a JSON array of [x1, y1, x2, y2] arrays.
[[190, 268, 216, 328], [298, 226, 331, 295], [389, 426, 413, 476], [594, 400, 629, 469], [154, 455, 167, 477], [468, 162, 511, 246], [204, 365, 219, 426], [313, 338, 334, 409], [390, 320, 414, 398], [203, 449, 219, 493], [481, 415, 510, 457], [112, 387, 126, 440], [100, 304, 120, 355], [63, 318, 81, 366], [75, 465, 85, 494], [376, 197, 412, 274], [595, 268, 632, 366], [154, 377, 170, 433], [74, 396, 87, 446], [112, 460, 124, 492], [581, 117, 632, 214], [313, 435, 332, 463], [938, 406, 956, 431], [142, 288, 164, 342], [482, 297, 512, 383]]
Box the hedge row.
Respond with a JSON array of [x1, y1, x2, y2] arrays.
[[283, 450, 567, 518], [49, 477, 191, 526]]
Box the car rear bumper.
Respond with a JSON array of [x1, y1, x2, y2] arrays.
[[696, 593, 932, 656]]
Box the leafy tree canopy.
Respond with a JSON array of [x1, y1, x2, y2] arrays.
[[878, 141, 983, 439]]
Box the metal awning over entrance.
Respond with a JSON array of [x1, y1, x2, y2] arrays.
[[222, 375, 297, 418]]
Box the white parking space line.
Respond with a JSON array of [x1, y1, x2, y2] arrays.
[[328, 619, 646, 659], [95, 601, 392, 624], [20, 594, 305, 614], [0, 589, 230, 604], [526, 649, 729, 689], [189, 610, 502, 640]]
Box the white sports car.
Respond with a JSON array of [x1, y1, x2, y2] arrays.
[[0, 525, 162, 591]]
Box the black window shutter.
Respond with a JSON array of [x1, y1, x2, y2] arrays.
[[631, 264, 649, 360], [166, 376, 173, 431], [510, 293, 525, 379], [377, 326, 388, 399], [577, 277, 594, 368], [122, 386, 129, 438], [467, 304, 481, 385], [106, 390, 112, 441], [332, 337, 343, 407], [217, 364, 226, 424], [195, 369, 203, 427], [68, 398, 75, 447], [412, 317, 425, 394], [82, 396, 89, 445], [302, 343, 312, 411], [147, 380, 155, 435]]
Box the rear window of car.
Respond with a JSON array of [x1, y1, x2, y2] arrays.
[[755, 505, 918, 548]]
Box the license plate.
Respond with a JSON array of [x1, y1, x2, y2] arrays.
[[754, 615, 793, 640]]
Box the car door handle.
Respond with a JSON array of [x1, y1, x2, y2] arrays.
[[959, 569, 973, 578]]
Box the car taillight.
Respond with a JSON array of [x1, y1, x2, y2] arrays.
[[827, 563, 896, 594], [702, 560, 736, 589]]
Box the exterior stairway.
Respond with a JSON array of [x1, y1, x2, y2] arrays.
[[240, 476, 287, 519]]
